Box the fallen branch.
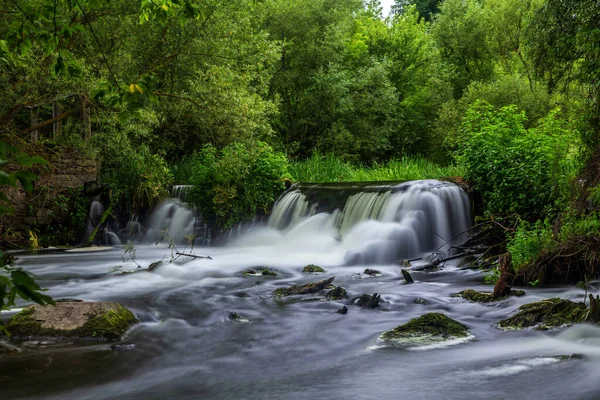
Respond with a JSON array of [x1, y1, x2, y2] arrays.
[[175, 252, 212, 260]]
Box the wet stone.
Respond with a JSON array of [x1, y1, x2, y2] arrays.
[[363, 269, 382, 277], [273, 277, 335, 297], [244, 268, 278, 277], [498, 298, 588, 330], [302, 264, 325, 273], [6, 302, 139, 341], [356, 293, 380, 309], [227, 312, 249, 322], [381, 313, 470, 347], [0, 340, 21, 354], [452, 289, 526, 303], [336, 306, 348, 315], [326, 286, 348, 300]]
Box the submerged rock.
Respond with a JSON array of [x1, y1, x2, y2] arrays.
[[453, 289, 526, 303], [356, 293, 381, 309], [227, 312, 249, 323], [0, 340, 21, 353], [326, 286, 348, 300], [363, 269, 382, 277], [401, 269, 414, 284], [244, 267, 278, 277], [336, 306, 348, 315], [6, 302, 138, 341], [273, 277, 335, 297], [302, 264, 325, 273], [381, 313, 469, 346], [498, 298, 588, 330]]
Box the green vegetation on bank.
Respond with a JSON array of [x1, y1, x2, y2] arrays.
[[288, 154, 462, 183]]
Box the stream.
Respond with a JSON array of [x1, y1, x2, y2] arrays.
[[2, 180, 600, 399]]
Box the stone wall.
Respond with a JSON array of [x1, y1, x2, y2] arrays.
[[1, 147, 98, 247]]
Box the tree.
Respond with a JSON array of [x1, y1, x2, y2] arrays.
[[526, 0, 600, 147], [431, 0, 494, 97]]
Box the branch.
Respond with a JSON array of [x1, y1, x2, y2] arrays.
[[22, 106, 81, 134], [175, 252, 212, 260]]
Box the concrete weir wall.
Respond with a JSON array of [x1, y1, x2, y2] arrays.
[[1, 147, 98, 246]]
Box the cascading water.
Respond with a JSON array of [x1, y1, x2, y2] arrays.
[[264, 180, 471, 265], [143, 179, 470, 258], [84, 199, 121, 245]]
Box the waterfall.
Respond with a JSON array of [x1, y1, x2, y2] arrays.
[[84, 199, 121, 245], [171, 185, 194, 202], [267, 180, 471, 265]]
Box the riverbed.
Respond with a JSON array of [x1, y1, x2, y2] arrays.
[[2, 243, 600, 400]]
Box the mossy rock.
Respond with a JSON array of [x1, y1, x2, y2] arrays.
[[363, 269, 382, 277], [6, 302, 138, 341], [498, 298, 588, 330], [243, 267, 278, 277], [452, 289, 526, 303], [302, 264, 325, 273], [326, 286, 348, 300], [381, 313, 469, 345], [273, 277, 335, 297]]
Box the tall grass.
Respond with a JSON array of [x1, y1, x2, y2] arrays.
[[289, 153, 463, 183]]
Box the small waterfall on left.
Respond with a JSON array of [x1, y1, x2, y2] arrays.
[[144, 186, 210, 245], [84, 199, 121, 245]]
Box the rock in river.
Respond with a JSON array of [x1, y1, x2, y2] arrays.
[[381, 313, 470, 347], [498, 298, 588, 330], [302, 264, 325, 273], [5, 302, 138, 341], [452, 288, 525, 303], [273, 277, 335, 297]]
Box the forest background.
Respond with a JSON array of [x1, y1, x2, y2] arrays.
[[1, 0, 600, 286]]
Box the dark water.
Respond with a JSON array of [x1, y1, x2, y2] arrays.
[[2, 244, 600, 400]]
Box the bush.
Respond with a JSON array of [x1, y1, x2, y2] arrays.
[[189, 142, 289, 231], [99, 143, 173, 211], [507, 220, 554, 271], [457, 101, 580, 218]]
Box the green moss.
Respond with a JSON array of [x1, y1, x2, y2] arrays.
[[243, 267, 278, 277], [326, 286, 348, 300], [6, 304, 138, 341], [498, 298, 588, 330], [272, 277, 335, 297], [452, 289, 527, 303], [4, 307, 39, 337], [302, 264, 325, 273], [381, 313, 469, 340], [81, 305, 139, 340]]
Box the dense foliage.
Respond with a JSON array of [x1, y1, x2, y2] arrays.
[[457, 101, 580, 218], [189, 142, 289, 231]]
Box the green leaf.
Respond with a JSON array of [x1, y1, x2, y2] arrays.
[[13, 170, 38, 192], [15, 153, 47, 167], [52, 53, 65, 77]]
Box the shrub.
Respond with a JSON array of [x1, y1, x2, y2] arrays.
[[99, 143, 173, 211], [457, 101, 580, 218], [189, 142, 289, 231], [507, 219, 554, 271]]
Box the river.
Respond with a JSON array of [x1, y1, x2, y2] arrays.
[[2, 180, 600, 399]]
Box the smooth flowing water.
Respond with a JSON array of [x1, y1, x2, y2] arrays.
[[2, 180, 600, 400]]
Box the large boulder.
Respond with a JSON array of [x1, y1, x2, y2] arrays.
[[6, 302, 138, 341], [381, 313, 470, 347], [498, 298, 587, 330]]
